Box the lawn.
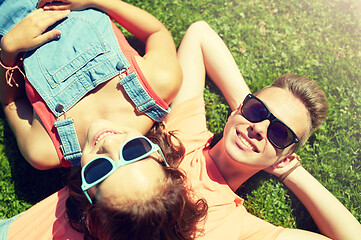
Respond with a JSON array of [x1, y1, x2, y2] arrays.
[[1, 0, 360, 234]]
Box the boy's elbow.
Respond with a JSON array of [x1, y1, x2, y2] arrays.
[[155, 65, 183, 104]]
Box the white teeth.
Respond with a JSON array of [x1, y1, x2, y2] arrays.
[[95, 132, 115, 145], [237, 132, 257, 152]]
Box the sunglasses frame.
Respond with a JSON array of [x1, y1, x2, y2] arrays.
[[81, 136, 168, 204], [241, 94, 300, 149]]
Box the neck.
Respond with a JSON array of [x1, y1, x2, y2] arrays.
[[209, 138, 260, 191]]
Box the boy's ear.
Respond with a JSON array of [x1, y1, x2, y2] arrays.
[[273, 153, 298, 169], [229, 105, 242, 118], [229, 109, 238, 118]]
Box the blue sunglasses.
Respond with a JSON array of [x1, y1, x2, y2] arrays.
[[81, 136, 168, 204]]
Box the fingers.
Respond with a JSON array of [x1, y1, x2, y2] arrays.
[[37, 0, 60, 8], [26, 8, 44, 18], [16, 9, 69, 52], [33, 30, 62, 49], [26, 8, 70, 28], [31, 10, 70, 48], [41, 9, 71, 27], [38, 0, 71, 10], [43, 3, 71, 11], [29, 9, 70, 33]]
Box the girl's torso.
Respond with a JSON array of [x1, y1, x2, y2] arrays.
[[19, 10, 177, 167]]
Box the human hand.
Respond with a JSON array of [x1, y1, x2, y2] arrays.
[[38, 0, 95, 11], [264, 153, 301, 179], [1, 8, 69, 66]]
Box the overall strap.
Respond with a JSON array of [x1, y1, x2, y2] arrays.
[[54, 117, 82, 166], [119, 71, 170, 122]]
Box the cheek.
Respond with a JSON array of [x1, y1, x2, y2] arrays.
[[226, 114, 248, 128], [223, 121, 232, 134], [261, 142, 281, 162], [80, 155, 92, 168]]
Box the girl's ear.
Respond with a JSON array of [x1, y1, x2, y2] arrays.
[[273, 153, 299, 169]]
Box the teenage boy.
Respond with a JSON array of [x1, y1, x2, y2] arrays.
[[165, 21, 361, 240]]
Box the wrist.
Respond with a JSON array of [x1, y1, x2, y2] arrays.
[[1, 38, 19, 66], [0, 52, 18, 67], [278, 161, 302, 182], [87, 0, 105, 9], [0, 48, 26, 88]]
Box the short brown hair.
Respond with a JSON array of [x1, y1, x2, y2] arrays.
[[269, 73, 329, 146]]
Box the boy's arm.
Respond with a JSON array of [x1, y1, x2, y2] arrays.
[[268, 157, 361, 240], [172, 21, 250, 110]]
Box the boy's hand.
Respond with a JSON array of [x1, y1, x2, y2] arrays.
[[264, 153, 301, 179]]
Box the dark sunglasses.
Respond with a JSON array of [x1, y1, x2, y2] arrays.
[[81, 136, 168, 204], [241, 94, 300, 149]]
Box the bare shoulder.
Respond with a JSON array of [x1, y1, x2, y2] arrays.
[[134, 55, 182, 104], [22, 113, 62, 170]]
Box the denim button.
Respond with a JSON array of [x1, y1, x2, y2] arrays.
[[55, 103, 64, 113], [116, 61, 124, 71]]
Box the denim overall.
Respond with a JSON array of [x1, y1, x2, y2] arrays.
[[0, 0, 170, 166]]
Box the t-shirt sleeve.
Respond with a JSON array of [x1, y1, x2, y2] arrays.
[[165, 95, 213, 153]]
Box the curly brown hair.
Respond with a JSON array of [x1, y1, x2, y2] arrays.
[[65, 123, 208, 240]]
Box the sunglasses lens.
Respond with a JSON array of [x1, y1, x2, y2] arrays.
[[268, 121, 294, 148], [242, 98, 269, 122], [122, 138, 152, 161], [84, 158, 113, 184]]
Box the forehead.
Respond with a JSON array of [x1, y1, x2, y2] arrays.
[[254, 87, 310, 137]]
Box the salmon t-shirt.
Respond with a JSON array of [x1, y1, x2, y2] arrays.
[[8, 188, 83, 240], [165, 95, 285, 240]]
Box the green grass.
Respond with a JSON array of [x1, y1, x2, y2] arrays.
[[1, 0, 360, 233]]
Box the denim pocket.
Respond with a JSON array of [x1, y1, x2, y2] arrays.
[[35, 14, 111, 88], [22, 9, 128, 116]]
